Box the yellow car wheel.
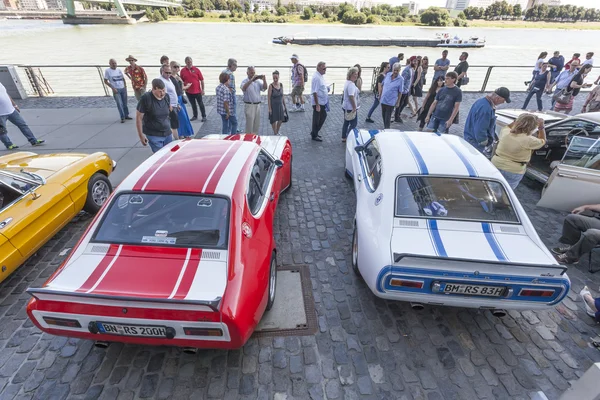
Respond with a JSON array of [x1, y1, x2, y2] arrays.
[[83, 173, 112, 214]]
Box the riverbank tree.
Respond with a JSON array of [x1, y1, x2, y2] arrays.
[[463, 1, 600, 22], [420, 7, 451, 26]]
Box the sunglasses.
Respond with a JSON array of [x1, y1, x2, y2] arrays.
[[164, 72, 172, 75]]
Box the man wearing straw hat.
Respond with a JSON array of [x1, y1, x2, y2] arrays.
[[124, 55, 148, 101]]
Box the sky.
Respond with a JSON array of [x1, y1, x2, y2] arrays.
[[416, 0, 596, 8]]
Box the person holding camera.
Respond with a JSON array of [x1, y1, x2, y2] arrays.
[[241, 66, 267, 134]]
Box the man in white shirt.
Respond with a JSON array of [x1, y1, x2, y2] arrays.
[[582, 52, 594, 67], [158, 64, 180, 139], [104, 59, 130, 123], [0, 82, 45, 150], [241, 67, 267, 134], [310, 61, 329, 142]]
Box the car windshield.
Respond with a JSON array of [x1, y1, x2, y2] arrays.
[[560, 136, 600, 170], [395, 176, 519, 223], [93, 193, 229, 249]]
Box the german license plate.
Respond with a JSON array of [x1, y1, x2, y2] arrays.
[[442, 283, 505, 297], [96, 322, 167, 337]]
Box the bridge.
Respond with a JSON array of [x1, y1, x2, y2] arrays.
[[65, 0, 181, 19]]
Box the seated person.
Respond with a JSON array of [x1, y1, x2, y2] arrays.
[[552, 203, 600, 264], [580, 286, 600, 323]]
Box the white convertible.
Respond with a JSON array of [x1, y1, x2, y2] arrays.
[[345, 129, 570, 314]]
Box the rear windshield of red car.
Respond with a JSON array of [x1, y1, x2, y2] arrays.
[[92, 193, 229, 249], [395, 176, 519, 224]]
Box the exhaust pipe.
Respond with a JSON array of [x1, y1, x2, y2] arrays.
[[94, 341, 109, 349], [491, 309, 507, 318], [183, 347, 198, 355], [410, 302, 425, 311]]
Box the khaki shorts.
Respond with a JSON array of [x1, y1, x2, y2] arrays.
[[291, 85, 304, 97]]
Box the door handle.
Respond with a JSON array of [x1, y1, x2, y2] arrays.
[[0, 218, 12, 229], [269, 192, 275, 202], [357, 174, 362, 182], [557, 173, 578, 179]]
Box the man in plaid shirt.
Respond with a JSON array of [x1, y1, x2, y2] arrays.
[[222, 58, 239, 133]]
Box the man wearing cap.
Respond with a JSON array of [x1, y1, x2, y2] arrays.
[[124, 55, 147, 101], [290, 54, 306, 112], [463, 87, 511, 154]]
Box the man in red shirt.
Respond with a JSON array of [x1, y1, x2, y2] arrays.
[[565, 53, 581, 71], [124, 55, 148, 101], [180, 56, 206, 122]]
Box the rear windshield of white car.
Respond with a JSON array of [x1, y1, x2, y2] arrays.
[[93, 193, 229, 249], [395, 176, 519, 223]]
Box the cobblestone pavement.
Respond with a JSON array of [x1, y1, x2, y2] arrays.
[[0, 92, 598, 400]]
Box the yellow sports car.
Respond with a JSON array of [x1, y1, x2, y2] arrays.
[[0, 151, 115, 284]]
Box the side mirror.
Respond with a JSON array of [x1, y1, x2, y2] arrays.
[[354, 145, 364, 154], [274, 159, 284, 168]]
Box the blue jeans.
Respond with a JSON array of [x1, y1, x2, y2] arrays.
[[342, 110, 358, 139], [367, 97, 380, 119], [146, 134, 172, 153], [229, 96, 238, 134], [220, 114, 232, 135], [0, 110, 38, 148], [113, 87, 129, 120], [523, 87, 544, 112], [427, 116, 449, 134], [499, 169, 524, 190]]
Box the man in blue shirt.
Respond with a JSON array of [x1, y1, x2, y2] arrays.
[[550, 60, 579, 109], [463, 87, 511, 153], [380, 63, 404, 129], [394, 56, 416, 124], [388, 53, 404, 69], [433, 50, 450, 81], [548, 51, 565, 84]]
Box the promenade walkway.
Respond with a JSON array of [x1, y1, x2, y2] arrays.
[[0, 92, 597, 400]]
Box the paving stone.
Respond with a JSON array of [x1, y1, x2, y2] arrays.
[[156, 378, 174, 400], [325, 379, 341, 399], [259, 347, 272, 364], [273, 350, 287, 369], [480, 368, 499, 386], [138, 374, 158, 398], [289, 355, 303, 374], [239, 374, 255, 396]]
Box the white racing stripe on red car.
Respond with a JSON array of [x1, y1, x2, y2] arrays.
[[85, 245, 123, 293], [184, 258, 228, 302], [118, 141, 182, 191], [214, 142, 256, 196], [169, 248, 193, 299], [201, 141, 238, 193], [139, 141, 191, 191], [47, 244, 110, 291]]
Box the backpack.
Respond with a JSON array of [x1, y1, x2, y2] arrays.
[[295, 63, 308, 83]]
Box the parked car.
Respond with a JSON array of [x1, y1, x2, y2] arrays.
[[495, 110, 600, 183], [345, 129, 570, 314], [27, 135, 292, 350], [0, 151, 115, 284]]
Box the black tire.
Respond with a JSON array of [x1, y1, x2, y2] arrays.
[[352, 225, 361, 276], [345, 168, 352, 180], [284, 155, 292, 191], [266, 251, 277, 311], [83, 173, 112, 214]]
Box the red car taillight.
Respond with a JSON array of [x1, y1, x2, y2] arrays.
[[183, 327, 223, 337], [42, 316, 82, 328], [390, 279, 424, 289], [519, 289, 555, 297]]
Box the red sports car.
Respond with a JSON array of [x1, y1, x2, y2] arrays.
[[26, 134, 292, 350]]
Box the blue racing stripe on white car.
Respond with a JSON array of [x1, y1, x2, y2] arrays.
[[482, 223, 508, 261], [402, 135, 429, 175], [427, 220, 448, 257], [444, 139, 478, 177]]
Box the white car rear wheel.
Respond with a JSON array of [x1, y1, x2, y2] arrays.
[[352, 226, 360, 276]]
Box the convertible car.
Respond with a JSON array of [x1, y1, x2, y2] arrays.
[[0, 152, 114, 284], [27, 134, 292, 350], [495, 110, 600, 183], [345, 129, 570, 314]]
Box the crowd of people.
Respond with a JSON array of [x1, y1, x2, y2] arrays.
[[522, 50, 600, 114]]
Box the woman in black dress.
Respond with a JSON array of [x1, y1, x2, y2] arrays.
[[268, 70, 287, 135], [416, 75, 445, 131]]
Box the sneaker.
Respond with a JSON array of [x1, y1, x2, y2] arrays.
[[31, 140, 45, 146], [366, 118, 375, 123], [300, 106, 306, 112], [121, 119, 125, 123], [311, 136, 323, 142], [190, 116, 198, 121], [579, 287, 596, 318], [124, 116, 133, 120], [554, 252, 578, 264], [6, 144, 19, 150], [201, 117, 207, 122], [551, 245, 571, 255], [289, 107, 298, 113]]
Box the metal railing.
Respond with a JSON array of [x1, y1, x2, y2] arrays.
[[11, 64, 598, 98]]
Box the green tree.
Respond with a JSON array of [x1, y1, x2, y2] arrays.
[[302, 7, 313, 19], [276, 6, 286, 15], [457, 11, 465, 19], [513, 4, 521, 17], [420, 7, 450, 26], [337, 2, 355, 20], [341, 11, 366, 24]]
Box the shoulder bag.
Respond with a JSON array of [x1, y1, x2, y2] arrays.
[[553, 88, 573, 105]]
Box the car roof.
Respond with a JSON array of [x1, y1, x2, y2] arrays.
[[118, 139, 257, 196], [571, 112, 600, 124], [496, 109, 564, 123], [367, 130, 502, 179]]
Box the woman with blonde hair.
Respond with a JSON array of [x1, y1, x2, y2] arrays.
[[492, 113, 546, 189], [341, 66, 360, 142]]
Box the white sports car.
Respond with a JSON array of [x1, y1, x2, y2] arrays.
[[345, 129, 570, 313]]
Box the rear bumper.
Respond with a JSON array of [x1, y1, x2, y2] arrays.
[[372, 264, 570, 310]]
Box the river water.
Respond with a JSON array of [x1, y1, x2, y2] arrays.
[[2, 20, 599, 96]]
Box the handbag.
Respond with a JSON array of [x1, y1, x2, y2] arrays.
[[589, 100, 600, 112], [553, 88, 573, 105], [344, 109, 356, 121], [460, 76, 470, 86], [282, 110, 289, 123]]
